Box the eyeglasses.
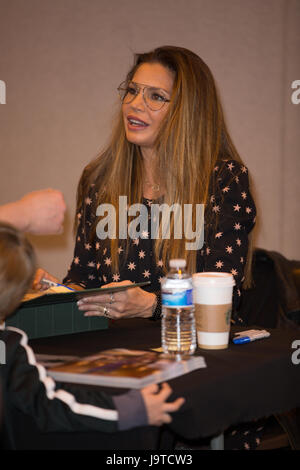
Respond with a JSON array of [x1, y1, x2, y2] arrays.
[[117, 80, 171, 111]]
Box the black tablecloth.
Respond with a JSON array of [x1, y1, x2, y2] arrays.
[[9, 319, 300, 449]]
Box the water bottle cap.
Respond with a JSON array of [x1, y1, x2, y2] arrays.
[[169, 259, 186, 269]]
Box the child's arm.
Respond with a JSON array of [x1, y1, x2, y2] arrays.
[[5, 328, 184, 433]]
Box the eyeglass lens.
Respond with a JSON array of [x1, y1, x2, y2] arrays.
[[119, 82, 169, 111]]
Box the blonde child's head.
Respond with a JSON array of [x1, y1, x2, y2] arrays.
[[0, 222, 36, 322]]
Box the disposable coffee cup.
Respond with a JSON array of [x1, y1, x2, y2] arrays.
[[192, 272, 235, 350]]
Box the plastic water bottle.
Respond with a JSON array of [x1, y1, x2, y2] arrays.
[[161, 259, 196, 357]]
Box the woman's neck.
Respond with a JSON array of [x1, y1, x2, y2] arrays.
[[141, 148, 163, 199]]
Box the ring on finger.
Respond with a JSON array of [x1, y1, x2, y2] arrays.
[[109, 293, 115, 304], [97, 305, 110, 318], [102, 305, 110, 318]]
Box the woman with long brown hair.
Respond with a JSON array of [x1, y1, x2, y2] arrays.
[[60, 45, 256, 322]]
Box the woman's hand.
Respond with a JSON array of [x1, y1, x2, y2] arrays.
[[77, 280, 157, 319], [141, 383, 185, 426], [32, 268, 60, 291], [32, 268, 84, 291]]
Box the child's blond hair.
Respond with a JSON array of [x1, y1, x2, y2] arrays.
[[0, 222, 36, 321]]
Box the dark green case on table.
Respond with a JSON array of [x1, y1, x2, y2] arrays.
[[6, 297, 108, 339], [6, 281, 150, 339]]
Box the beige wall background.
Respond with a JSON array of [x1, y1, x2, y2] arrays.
[[0, 0, 299, 280]]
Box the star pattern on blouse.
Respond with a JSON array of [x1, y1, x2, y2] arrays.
[[212, 205, 220, 213], [222, 186, 230, 193], [128, 261, 136, 271], [141, 230, 149, 239], [143, 270, 151, 278]]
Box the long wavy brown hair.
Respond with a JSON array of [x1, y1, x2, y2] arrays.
[[75, 46, 253, 285]]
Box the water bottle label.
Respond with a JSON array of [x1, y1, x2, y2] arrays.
[[162, 288, 193, 307]]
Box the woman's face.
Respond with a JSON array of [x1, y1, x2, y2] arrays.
[[122, 62, 174, 156]]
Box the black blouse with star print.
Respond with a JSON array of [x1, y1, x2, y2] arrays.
[[63, 159, 256, 318]]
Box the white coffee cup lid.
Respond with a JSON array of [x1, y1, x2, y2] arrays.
[[192, 272, 235, 286]]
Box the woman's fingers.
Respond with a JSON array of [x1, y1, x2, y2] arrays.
[[83, 311, 105, 317], [32, 268, 59, 290], [78, 281, 133, 305], [78, 294, 115, 305], [78, 303, 107, 311], [79, 303, 123, 319]]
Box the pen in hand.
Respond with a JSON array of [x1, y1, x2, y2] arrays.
[[41, 278, 75, 291]]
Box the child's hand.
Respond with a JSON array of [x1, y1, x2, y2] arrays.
[[141, 382, 185, 426]]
